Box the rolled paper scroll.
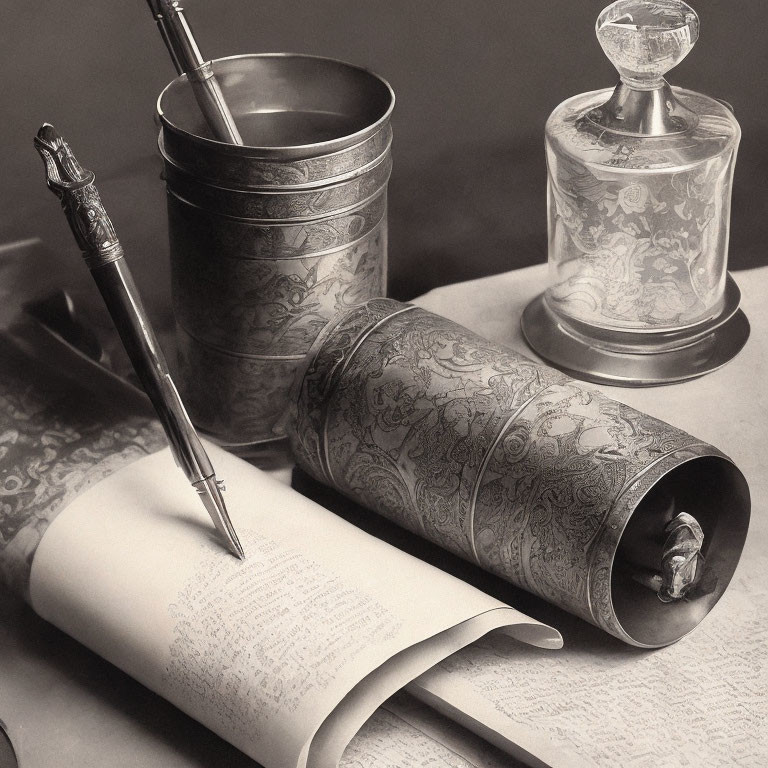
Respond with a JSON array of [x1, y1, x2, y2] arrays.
[[290, 299, 750, 647]]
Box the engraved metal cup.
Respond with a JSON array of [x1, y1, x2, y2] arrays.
[[157, 54, 394, 446], [290, 299, 750, 647]]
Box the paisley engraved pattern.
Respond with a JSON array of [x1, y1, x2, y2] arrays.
[[472, 384, 700, 628], [545, 87, 739, 330], [290, 298, 405, 477], [171, 219, 387, 355], [165, 118, 390, 445], [164, 153, 391, 221], [176, 329, 302, 445], [171, 212, 386, 444], [291, 300, 722, 643], [160, 124, 392, 189], [168, 190, 386, 262], [293, 304, 567, 557], [0, 335, 165, 598]]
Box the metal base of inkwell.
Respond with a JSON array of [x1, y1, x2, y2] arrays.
[[522, 273, 750, 387]]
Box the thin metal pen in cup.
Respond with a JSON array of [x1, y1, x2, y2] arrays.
[[145, 0, 243, 144]]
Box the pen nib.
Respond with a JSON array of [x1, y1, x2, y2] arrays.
[[194, 476, 245, 560]]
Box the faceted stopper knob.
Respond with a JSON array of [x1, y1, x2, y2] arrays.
[[596, 0, 699, 89]]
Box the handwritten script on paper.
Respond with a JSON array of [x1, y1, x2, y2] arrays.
[[163, 528, 402, 743], [342, 696, 517, 768], [424, 554, 768, 767]]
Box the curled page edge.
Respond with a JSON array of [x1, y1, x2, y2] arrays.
[[306, 610, 562, 768]]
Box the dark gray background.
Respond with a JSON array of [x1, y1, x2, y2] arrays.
[[3, 0, 766, 310]]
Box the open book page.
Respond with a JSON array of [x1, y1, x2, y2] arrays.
[[29, 444, 560, 768], [411, 549, 768, 767], [340, 691, 529, 767]]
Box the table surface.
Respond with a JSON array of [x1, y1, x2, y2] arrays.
[[0, 262, 766, 767]]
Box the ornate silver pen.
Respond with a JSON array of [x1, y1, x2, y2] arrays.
[[34, 124, 245, 560], [145, 0, 243, 144]]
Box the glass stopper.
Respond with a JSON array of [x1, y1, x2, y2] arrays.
[[596, 0, 699, 89]]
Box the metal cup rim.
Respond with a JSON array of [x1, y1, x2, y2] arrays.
[[157, 52, 396, 160]]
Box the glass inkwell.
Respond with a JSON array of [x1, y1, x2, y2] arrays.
[[522, 0, 749, 386]]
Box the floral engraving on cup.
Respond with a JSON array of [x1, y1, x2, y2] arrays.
[[177, 332, 302, 445], [161, 125, 392, 189], [168, 192, 386, 262], [173, 220, 387, 356], [165, 154, 392, 221]]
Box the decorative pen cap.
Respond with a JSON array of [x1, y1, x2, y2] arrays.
[[34, 123, 93, 192], [34, 124, 122, 265], [588, 0, 700, 136]]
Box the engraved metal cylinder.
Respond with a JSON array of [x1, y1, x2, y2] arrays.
[[157, 54, 394, 445], [290, 299, 750, 647]]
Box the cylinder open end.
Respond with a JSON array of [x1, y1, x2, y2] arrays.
[[612, 455, 750, 647]]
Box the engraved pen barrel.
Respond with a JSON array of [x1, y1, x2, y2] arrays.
[[87, 258, 214, 484], [32, 123, 210, 483], [34, 123, 243, 558]]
